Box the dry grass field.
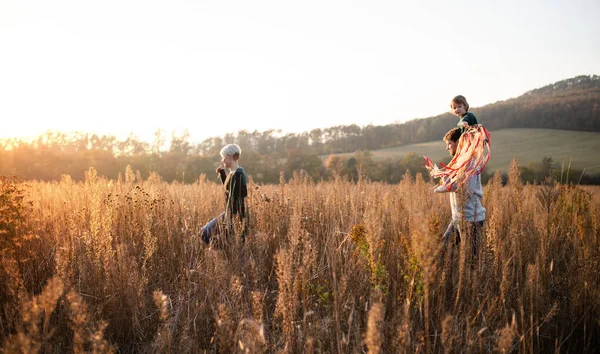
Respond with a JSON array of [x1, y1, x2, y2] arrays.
[[1, 162, 599, 353]]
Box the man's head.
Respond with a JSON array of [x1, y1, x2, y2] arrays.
[[220, 144, 242, 168], [450, 95, 469, 117], [443, 128, 461, 156]]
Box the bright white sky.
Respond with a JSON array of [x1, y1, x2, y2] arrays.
[[1, 0, 599, 144]]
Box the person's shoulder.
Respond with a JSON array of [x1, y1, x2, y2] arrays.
[[461, 112, 478, 125], [463, 112, 477, 119], [235, 166, 247, 177]]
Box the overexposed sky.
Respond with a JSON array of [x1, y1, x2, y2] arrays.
[[1, 0, 599, 144]]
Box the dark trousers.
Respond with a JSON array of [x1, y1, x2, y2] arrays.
[[442, 220, 484, 258], [200, 212, 247, 244], [200, 212, 227, 244]]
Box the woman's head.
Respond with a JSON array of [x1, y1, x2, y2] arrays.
[[220, 144, 242, 168]]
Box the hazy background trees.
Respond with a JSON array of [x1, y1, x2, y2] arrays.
[[1, 75, 599, 184]]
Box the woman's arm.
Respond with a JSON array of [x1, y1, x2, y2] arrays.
[[229, 170, 247, 216], [218, 168, 227, 184]]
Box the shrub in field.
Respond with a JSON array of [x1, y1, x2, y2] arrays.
[[1, 175, 115, 352]]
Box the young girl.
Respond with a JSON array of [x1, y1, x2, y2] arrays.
[[450, 95, 478, 133], [200, 144, 248, 244]]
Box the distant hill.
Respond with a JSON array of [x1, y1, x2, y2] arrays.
[[323, 129, 600, 174], [359, 75, 600, 150], [466, 75, 600, 131], [283, 75, 600, 155]]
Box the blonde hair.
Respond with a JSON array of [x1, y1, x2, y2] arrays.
[[450, 95, 469, 112], [220, 144, 242, 160]]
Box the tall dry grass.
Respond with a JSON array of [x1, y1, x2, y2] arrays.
[[1, 162, 599, 353]]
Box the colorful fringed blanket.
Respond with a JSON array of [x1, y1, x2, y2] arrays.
[[424, 125, 491, 192]]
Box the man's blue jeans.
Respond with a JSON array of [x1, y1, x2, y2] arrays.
[[442, 220, 484, 258]]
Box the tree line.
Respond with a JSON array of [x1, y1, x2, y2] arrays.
[[1, 75, 598, 184], [2, 129, 599, 185], [0, 130, 434, 184]]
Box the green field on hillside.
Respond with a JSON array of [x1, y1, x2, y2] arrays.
[[323, 129, 600, 174]]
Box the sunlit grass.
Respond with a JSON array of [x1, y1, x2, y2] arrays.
[[1, 165, 599, 352]]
